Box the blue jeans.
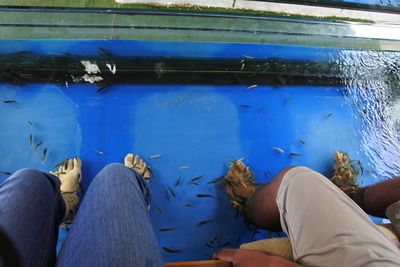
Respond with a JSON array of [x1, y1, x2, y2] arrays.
[[0, 163, 163, 267]]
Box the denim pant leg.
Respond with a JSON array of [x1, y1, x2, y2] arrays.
[[57, 163, 163, 267], [0, 169, 65, 267]]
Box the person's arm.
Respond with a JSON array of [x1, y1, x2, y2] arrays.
[[213, 249, 302, 267]]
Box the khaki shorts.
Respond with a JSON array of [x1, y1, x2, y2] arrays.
[[277, 167, 400, 266]]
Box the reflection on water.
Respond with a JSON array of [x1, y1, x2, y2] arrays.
[[337, 50, 400, 180]]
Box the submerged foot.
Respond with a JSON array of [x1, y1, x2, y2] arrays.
[[124, 153, 152, 181], [224, 159, 256, 216], [50, 157, 82, 224], [331, 151, 360, 195]]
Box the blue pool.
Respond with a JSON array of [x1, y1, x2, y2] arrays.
[[0, 40, 399, 262]]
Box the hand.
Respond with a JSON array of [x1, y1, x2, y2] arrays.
[[213, 249, 302, 267]]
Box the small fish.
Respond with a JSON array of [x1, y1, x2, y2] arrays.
[[179, 166, 190, 169], [299, 139, 306, 145], [190, 182, 199, 186], [207, 176, 225, 184], [356, 160, 364, 174], [191, 175, 204, 182], [289, 153, 301, 157], [159, 228, 175, 232], [154, 205, 163, 213], [41, 148, 48, 162], [196, 219, 213, 226], [0, 171, 11, 176], [251, 229, 260, 238], [167, 186, 176, 197], [273, 147, 285, 153], [196, 194, 214, 198], [256, 108, 265, 113], [150, 154, 161, 158], [284, 97, 291, 105], [240, 105, 250, 108], [235, 236, 241, 245], [62, 223, 71, 231], [235, 209, 240, 219], [175, 176, 183, 186], [240, 63, 245, 71], [326, 113, 333, 118], [34, 141, 43, 152], [29, 134, 32, 145], [183, 203, 194, 207], [96, 85, 110, 93], [162, 247, 181, 254], [95, 150, 105, 155], [205, 243, 214, 248], [366, 170, 376, 174], [218, 242, 231, 248], [27, 121, 33, 127], [3, 100, 16, 103], [267, 231, 273, 238], [246, 85, 258, 90], [211, 234, 220, 244], [264, 170, 273, 178], [54, 159, 67, 168], [243, 55, 254, 59]]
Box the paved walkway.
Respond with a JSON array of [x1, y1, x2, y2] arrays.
[[116, 0, 400, 24]]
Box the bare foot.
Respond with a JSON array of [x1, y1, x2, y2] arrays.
[[224, 159, 256, 215], [331, 151, 359, 194], [124, 153, 152, 181], [50, 157, 82, 224]]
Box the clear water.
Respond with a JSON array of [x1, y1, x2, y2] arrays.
[[0, 40, 399, 262]]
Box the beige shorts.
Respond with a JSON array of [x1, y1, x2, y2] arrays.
[[277, 167, 400, 266]]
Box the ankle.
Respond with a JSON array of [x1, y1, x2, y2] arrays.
[[62, 192, 80, 224], [348, 187, 367, 210]]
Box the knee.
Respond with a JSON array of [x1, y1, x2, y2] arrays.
[[272, 166, 302, 184], [95, 163, 134, 183], [10, 168, 58, 190], [14, 168, 42, 177], [281, 166, 308, 175], [102, 163, 128, 174], [280, 166, 326, 189], [271, 166, 315, 190], [13, 168, 47, 183], [279, 166, 313, 179]]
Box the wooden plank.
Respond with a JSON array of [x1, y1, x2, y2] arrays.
[[165, 260, 233, 267]]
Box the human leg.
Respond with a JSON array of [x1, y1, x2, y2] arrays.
[[57, 160, 163, 267], [246, 166, 296, 231], [348, 177, 400, 235], [330, 151, 400, 218], [222, 158, 296, 231], [224, 158, 400, 265], [0, 169, 65, 267], [351, 178, 400, 218], [275, 166, 400, 266]]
